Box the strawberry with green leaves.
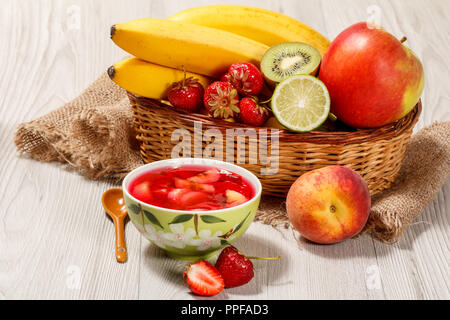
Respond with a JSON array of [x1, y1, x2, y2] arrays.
[[239, 96, 270, 126], [223, 62, 264, 96], [204, 81, 240, 120], [168, 76, 204, 113], [215, 246, 281, 288]]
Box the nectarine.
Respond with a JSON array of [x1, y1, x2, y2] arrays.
[[286, 166, 370, 244]]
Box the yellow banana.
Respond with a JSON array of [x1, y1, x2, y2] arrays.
[[108, 57, 212, 100], [169, 5, 330, 57], [110, 18, 269, 78]]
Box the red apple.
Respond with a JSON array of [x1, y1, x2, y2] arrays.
[[286, 166, 370, 244], [319, 22, 424, 128]]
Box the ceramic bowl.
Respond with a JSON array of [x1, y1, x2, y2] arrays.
[[122, 158, 262, 261]]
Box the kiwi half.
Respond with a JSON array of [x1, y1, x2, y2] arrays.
[[261, 42, 322, 87]]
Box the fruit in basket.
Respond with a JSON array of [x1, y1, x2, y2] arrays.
[[264, 117, 287, 129], [239, 96, 270, 126], [204, 81, 240, 120], [167, 75, 204, 113], [110, 18, 268, 78], [318, 22, 424, 128], [286, 166, 371, 244], [261, 42, 322, 87], [271, 75, 330, 132], [168, 5, 330, 56], [222, 62, 264, 96], [184, 260, 224, 296], [108, 58, 211, 100]]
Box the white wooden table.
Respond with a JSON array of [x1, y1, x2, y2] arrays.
[[0, 0, 448, 300]]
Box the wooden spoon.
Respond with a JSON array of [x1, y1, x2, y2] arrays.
[[102, 188, 128, 263]]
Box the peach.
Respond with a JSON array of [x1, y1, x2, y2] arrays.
[[286, 166, 370, 244]]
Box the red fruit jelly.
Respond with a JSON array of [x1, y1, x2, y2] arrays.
[[128, 165, 254, 211]]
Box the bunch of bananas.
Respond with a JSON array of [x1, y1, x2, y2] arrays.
[[108, 5, 330, 100]]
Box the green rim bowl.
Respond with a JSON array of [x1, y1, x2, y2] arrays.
[[122, 158, 262, 261]]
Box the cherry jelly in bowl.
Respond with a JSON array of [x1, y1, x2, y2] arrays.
[[128, 165, 255, 211], [122, 158, 262, 260]]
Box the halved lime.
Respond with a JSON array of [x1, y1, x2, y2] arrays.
[[271, 75, 330, 132]]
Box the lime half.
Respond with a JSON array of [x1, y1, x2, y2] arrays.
[[271, 75, 330, 132]]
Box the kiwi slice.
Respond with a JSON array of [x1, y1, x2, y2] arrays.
[[261, 42, 321, 86]]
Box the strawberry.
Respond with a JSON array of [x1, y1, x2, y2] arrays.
[[225, 190, 248, 208], [188, 168, 221, 184], [167, 76, 204, 113], [132, 181, 153, 202], [167, 188, 189, 203], [184, 260, 224, 296], [223, 62, 264, 96], [220, 73, 229, 83], [214, 246, 254, 288], [239, 96, 270, 126], [204, 81, 240, 120], [215, 246, 281, 288], [180, 191, 209, 207], [174, 178, 215, 193]]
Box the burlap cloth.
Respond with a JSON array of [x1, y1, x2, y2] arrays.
[[14, 73, 450, 243]]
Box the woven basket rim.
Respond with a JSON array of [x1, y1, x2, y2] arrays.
[[128, 92, 421, 145]]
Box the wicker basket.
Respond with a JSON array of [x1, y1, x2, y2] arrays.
[[128, 92, 421, 198]]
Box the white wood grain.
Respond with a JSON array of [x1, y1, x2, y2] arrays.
[[0, 0, 448, 300]]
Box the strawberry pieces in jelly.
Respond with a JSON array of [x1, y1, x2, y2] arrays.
[[128, 165, 254, 211], [132, 181, 153, 203], [213, 181, 252, 199], [188, 168, 221, 184]]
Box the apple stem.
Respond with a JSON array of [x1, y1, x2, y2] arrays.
[[400, 36, 407, 43], [247, 255, 281, 261]]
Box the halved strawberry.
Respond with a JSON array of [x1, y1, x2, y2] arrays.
[[183, 260, 224, 296], [225, 190, 248, 207], [132, 181, 153, 202], [174, 178, 215, 193], [180, 191, 209, 207], [188, 168, 220, 184]]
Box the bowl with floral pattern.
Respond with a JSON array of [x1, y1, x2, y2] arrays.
[[122, 158, 262, 261]]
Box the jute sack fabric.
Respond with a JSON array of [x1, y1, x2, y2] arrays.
[[14, 73, 450, 243]]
